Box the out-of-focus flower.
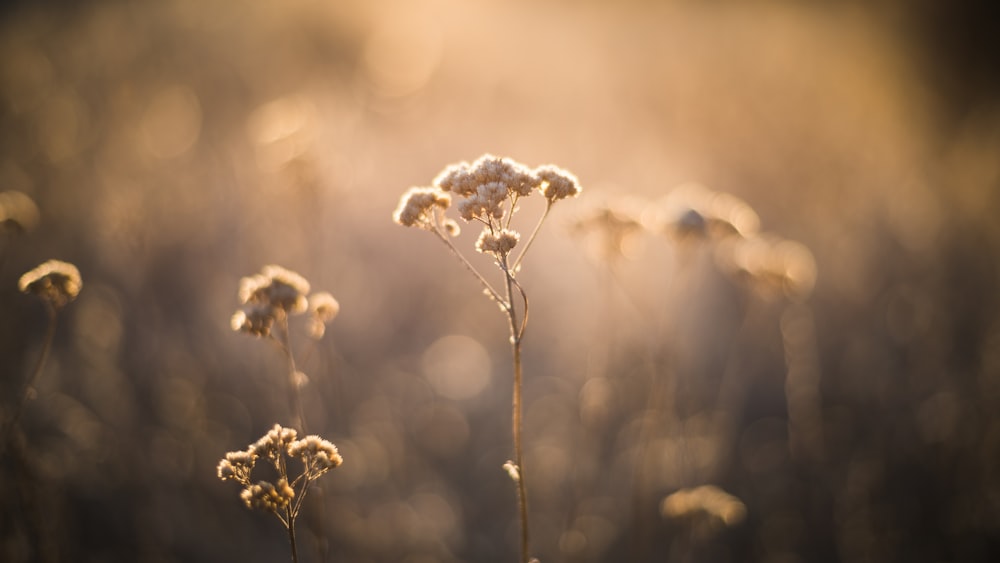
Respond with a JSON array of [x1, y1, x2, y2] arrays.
[[0, 190, 40, 234], [306, 291, 340, 339], [231, 304, 276, 337], [18, 259, 82, 309], [239, 265, 311, 313], [661, 484, 746, 527]]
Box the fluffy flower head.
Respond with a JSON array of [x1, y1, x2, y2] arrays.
[[476, 229, 520, 255], [393, 187, 451, 228], [251, 424, 299, 462], [239, 265, 310, 313], [240, 479, 295, 513], [289, 435, 344, 478], [536, 165, 581, 201]]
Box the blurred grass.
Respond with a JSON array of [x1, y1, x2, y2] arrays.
[[1, 0, 999, 562]]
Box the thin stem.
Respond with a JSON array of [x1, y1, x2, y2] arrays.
[[2, 304, 58, 455], [501, 253, 530, 563], [274, 314, 306, 434], [431, 227, 508, 308], [511, 200, 553, 273], [286, 510, 299, 563]]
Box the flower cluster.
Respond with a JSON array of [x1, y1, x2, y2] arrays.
[[394, 154, 581, 260], [19, 259, 82, 310], [218, 424, 342, 518], [230, 265, 339, 339]]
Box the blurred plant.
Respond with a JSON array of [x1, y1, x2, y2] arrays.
[[394, 154, 581, 563], [218, 424, 343, 563], [231, 264, 339, 432], [2, 259, 82, 452], [0, 191, 41, 270], [661, 484, 746, 538]]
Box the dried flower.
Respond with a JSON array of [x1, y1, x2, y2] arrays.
[[231, 304, 276, 337], [239, 265, 311, 313], [435, 155, 540, 198], [217, 450, 257, 484], [306, 291, 340, 339], [240, 479, 295, 512], [476, 229, 520, 255], [289, 435, 343, 479], [18, 259, 82, 309], [393, 187, 452, 229], [536, 165, 581, 201], [251, 424, 299, 462], [458, 182, 509, 222]]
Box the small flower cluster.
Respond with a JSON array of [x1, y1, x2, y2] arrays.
[[231, 265, 339, 339], [19, 259, 82, 310], [218, 424, 342, 519], [394, 154, 580, 260]]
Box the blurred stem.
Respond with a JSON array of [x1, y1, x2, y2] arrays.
[[2, 303, 57, 454], [286, 509, 299, 563], [275, 314, 306, 434], [501, 253, 531, 563]]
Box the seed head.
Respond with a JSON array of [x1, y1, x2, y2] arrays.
[[393, 187, 452, 229], [306, 291, 340, 339], [217, 450, 257, 484], [434, 155, 541, 199], [239, 265, 311, 313], [19, 259, 82, 309], [289, 435, 343, 479], [476, 229, 520, 255], [240, 479, 295, 513], [458, 182, 508, 221], [251, 424, 299, 462], [536, 165, 581, 201], [231, 304, 276, 337]]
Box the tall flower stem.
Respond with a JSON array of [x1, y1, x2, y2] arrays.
[[501, 254, 531, 563]]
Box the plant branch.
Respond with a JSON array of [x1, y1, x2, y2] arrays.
[[511, 200, 553, 273]]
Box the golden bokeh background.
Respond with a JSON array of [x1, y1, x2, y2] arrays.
[[2, 0, 999, 561]]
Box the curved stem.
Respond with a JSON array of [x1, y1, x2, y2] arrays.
[[2, 304, 57, 454]]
